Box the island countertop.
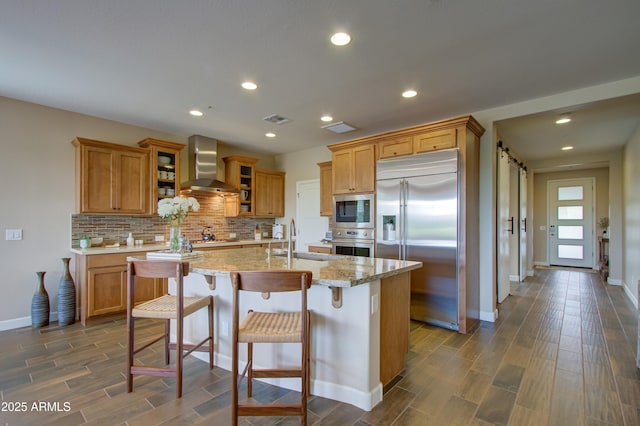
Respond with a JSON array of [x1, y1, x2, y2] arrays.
[[187, 247, 422, 288]]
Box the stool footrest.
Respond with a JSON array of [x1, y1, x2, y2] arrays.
[[252, 369, 302, 378], [238, 404, 304, 417], [130, 365, 176, 378]]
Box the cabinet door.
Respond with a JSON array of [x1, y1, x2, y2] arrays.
[[134, 277, 166, 304], [80, 144, 147, 214], [332, 149, 354, 194], [255, 171, 285, 217], [269, 173, 285, 217], [352, 145, 375, 192], [88, 265, 127, 316], [254, 172, 270, 216], [82, 145, 115, 212], [414, 128, 456, 153], [378, 136, 413, 159], [117, 150, 148, 213], [318, 162, 333, 216]]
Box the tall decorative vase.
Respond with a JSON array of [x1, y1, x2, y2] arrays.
[[57, 257, 76, 326], [169, 224, 181, 253], [31, 271, 50, 328]]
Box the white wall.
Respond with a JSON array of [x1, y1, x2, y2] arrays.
[[274, 145, 331, 227], [622, 124, 640, 306], [0, 96, 187, 328]]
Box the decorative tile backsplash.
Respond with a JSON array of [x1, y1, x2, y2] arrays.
[[71, 194, 275, 246]]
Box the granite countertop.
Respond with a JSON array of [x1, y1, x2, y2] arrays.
[[186, 246, 422, 288], [70, 238, 289, 256]]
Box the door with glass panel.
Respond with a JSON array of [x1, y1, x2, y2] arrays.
[[548, 178, 595, 268]]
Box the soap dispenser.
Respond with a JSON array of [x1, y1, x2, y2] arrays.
[[126, 232, 134, 247]]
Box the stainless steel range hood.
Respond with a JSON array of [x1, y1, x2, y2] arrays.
[[180, 135, 239, 195]]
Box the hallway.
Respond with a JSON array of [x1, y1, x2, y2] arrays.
[[1, 268, 638, 425]]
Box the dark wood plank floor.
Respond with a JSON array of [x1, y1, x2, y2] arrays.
[[1, 268, 638, 425]]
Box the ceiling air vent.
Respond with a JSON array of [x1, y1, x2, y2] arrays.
[[262, 114, 291, 125], [321, 121, 357, 134]]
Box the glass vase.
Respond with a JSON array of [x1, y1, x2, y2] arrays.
[[169, 225, 181, 253]]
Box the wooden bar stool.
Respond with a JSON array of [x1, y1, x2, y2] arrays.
[[230, 270, 312, 426], [126, 260, 214, 398]]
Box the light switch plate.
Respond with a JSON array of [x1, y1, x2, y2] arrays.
[[5, 229, 22, 240], [154, 235, 165, 242]]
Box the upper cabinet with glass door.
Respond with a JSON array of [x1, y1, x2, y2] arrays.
[[137, 138, 185, 214]]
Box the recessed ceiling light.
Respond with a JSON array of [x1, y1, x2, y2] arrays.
[[561, 146, 574, 151], [555, 114, 571, 124], [241, 81, 258, 90], [330, 32, 351, 46], [265, 132, 276, 138], [321, 115, 333, 122], [402, 90, 417, 98], [189, 109, 204, 117]]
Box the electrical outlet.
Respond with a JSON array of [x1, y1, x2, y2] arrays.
[[5, 229, 22, 240], [154, 235, 165, 242], [221, 320, 229, 337], [263, 231, 269, 237], [229, 232, 236, 239]]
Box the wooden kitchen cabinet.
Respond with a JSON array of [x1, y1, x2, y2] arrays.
[[308, 244, 332, 254], [254, 169, 285, 217], [137, 138, 185, 214], [413, 128, 456, 153], [72, 137, 149, 214], [223, 156, 258, 217], [378, 135, 414, 159], [75, 251, 165, 324], [318, 161, 333, 216], [331, 144, 375, 194]]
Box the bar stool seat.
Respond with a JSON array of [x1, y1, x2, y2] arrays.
[[230, 270, 312, 425], [126, 260, 214, 399]]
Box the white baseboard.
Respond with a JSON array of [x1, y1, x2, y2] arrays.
[[479, 309, 498, 322], [0, 312, 58, 331], [194, 352, 382, 411], [527, 270, 534, 277], [534, 261, 550, 267], [607, 277, 622, 286], [509, 275, 520, 282], [622, 281, 638, 309]]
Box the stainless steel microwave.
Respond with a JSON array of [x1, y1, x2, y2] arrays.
[[333, 193, 374, 229]]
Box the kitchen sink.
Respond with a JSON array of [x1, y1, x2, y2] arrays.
[[272, 250, 343, 261]]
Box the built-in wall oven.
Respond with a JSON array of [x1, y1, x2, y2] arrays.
[[332, 228, 375, 257], [333, 193, 374, 229]]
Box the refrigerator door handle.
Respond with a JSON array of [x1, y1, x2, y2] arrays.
[[402, 179, 409, 259]]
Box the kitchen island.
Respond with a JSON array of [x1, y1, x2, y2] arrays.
[[71, 239, 290, 324], [155, 247, 422, 411]]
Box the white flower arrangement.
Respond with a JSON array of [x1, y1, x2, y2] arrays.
[[157, 196, 200, 223]]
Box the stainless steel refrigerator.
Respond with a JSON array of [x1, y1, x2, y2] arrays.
[[376, 149, 459, 330]]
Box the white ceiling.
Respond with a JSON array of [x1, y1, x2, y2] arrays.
[[2, 0, 640, 164]]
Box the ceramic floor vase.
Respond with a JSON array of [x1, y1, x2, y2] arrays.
[[31, 271, 50, 328], [57, 257, 76, 326]]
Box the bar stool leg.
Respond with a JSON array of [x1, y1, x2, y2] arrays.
[[247, 342, 254, 398], [164, 319, 170, 365], [208, 298, 214, 369], [127, 316, 134, 393]]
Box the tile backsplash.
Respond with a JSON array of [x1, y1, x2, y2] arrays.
[[71, 195, 276, 246]]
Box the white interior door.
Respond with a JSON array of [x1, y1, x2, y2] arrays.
[[519, 169, 528, 281], [497, 152, 511, 303], [296, 180, 328, 252], [548, 178, 595, 268]]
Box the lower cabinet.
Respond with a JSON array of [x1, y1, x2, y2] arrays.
[[75, 251, 166, 324]]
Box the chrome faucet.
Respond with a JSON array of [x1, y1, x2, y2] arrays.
[[287, 218, 296, 263]]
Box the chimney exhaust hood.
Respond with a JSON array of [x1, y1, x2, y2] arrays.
[[180, 135, 239, 195]]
